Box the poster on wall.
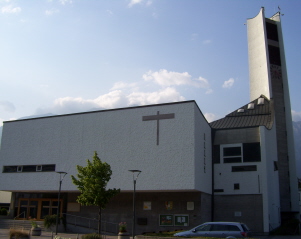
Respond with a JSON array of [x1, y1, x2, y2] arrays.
[[165, 201, 173, 210], [143, 201, 151, 210], [187, 201, 194, 210], [159, 215, 173, 226], [174, 215, 189, 226]]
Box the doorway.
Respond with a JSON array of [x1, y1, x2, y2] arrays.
[[17, 198, 63, 220]]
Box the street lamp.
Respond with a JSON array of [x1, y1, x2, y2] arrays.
[[55, 171, 67, 235], [128, 170, 141, 239]]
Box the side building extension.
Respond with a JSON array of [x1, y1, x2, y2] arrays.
[[210, 95, 280, 232]]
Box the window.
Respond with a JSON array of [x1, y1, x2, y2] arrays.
[[23, 165, 37, 172], [243, 143, 261, 162], [232, 165, 257, 172], [195, 224, 211, 232], [274, 161, 278, 171], [3, 164, 56, 173], [2, 166, 18, 173], [222, 144, 242, 163], [227, 225, 240, 231], [234, 183, 240, 190], [220, 143, 261, 164]]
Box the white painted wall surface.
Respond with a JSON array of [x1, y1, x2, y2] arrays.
[[194, 104, 212, 194], [0, 101, 211, 194], [0, 191, 11, 203], [259, 125, 280, 232]]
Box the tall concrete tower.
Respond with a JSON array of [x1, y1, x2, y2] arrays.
[[247, 8, 298, 222]]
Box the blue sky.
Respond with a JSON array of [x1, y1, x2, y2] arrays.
[[0, 0, 300, 126]]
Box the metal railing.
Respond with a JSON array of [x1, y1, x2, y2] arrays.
[[63, 213, 119, 235], [12, 211, 27, 229]]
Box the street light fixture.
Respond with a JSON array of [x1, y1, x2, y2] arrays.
[[55, 171, 67, 235], [128, 170, 141, 239]]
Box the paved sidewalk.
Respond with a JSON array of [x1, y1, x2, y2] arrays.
[[0, 228, 300, 239], [0, 228, 119, 239]]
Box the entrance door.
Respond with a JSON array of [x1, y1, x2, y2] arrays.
[[17, 198, 63, 220], [28, 200, 39, 219]]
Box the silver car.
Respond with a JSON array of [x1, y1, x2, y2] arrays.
[[173, 221, 251, 238]]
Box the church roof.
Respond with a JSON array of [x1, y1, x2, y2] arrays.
[[210, 95, 274, 130]]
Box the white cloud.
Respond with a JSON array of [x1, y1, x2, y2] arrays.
[[36, 87, 185, 116], [222, 78, 235, 89], [143, 69, 211, 89], [292, 110, 301, 122], [127, 87, 185, 106], [34, 69, 214, 117], [45, 9, 59, 16], [128, 0, 143, 7], [196, 76, 210, 89], [0, 101, 15, 113], [111, 81, 137, 90], [59, 0, 72, 5], [1, 5, 21, 14], [143, 69, 192, 86], [128, 0, 151, 7], [204, 113, 217, 123]]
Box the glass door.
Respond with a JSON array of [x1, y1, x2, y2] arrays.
[[18, 198, 63, 220], [28, 200, 39, 219], [18, 199, 28, 219]]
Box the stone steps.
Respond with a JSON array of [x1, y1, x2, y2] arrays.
[[0, 219, 45, 230]]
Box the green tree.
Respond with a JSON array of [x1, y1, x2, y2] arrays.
[[71, 151, 120, 234]]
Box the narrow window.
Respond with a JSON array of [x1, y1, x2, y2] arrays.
[[3, 166, 17, 173], [234, 183, 240, 190], [274, 161, 278, 171]]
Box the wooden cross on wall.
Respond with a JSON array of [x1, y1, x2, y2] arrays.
[[142, 111, 175, 145]]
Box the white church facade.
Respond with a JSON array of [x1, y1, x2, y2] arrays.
[[0, 8, 298, 235]]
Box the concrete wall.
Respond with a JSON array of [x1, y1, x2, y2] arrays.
[[259, 125, 280, 232], [247, 7, 271, 101], [67, 192, 212, 235], [214, 194, 263, 232]]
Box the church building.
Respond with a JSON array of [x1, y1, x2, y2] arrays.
[[0, 8, 298, 235]]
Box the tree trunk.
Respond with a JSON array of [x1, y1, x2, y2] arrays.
[[98, 207, 102, 234]]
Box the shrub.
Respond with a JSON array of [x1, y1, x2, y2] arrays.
[[9, 228, 30, 239], [0, 208, 8, 216], [81, 233, 102, 239], [44, 214, 57, 229], [43, 214, 67, 231]]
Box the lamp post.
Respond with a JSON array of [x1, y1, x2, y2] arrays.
[[128, 170, 141, 239], [55, 171, 67, 235]]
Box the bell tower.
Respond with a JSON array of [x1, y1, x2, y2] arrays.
[[247, 8, 298, 221]]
